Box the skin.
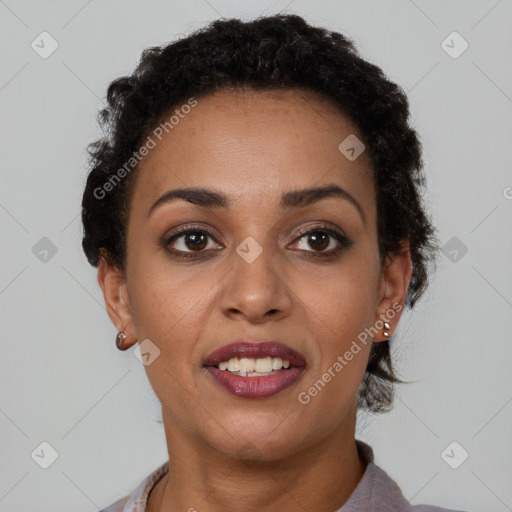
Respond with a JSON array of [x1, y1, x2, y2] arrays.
[[98, 88, 412, 512]]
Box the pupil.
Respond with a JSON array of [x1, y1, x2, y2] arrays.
[[309, 232, 328, 251], [186, 232, 207, 251]]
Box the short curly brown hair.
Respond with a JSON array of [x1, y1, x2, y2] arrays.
[[81, 13, 439, 414]]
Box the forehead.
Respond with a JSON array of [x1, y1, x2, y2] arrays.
[[130, 88, 375, 218]]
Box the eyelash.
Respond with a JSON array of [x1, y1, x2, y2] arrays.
[[161, 224, 353, 260]]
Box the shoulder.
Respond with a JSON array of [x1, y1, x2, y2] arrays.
[[99, 496, 129, 512], [361, 456, 468, 512], [411, 507, 467, 512], [98, 460, 169, 512]]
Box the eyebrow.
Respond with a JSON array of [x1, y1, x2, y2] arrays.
[[147, 183, 365, 224]]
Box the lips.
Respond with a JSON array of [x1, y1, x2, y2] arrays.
[[203, 341, 307, 369], [203, 341, 307, 399]]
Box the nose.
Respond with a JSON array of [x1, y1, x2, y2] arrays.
[[219, 241, 293, 324]]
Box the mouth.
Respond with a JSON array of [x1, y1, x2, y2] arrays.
[[203, 341, 306, 399]]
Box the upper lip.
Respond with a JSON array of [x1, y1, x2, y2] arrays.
[[203, 341, 307, 368]]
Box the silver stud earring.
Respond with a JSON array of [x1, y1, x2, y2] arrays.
[[383, 322, 391, 338]]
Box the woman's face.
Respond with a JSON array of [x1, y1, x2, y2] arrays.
[[100, 88, 411, 461]]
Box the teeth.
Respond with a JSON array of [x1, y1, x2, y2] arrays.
[[227, 358, 240, 372], [239, 358, 255, 372], [230, 371, 275, 377], [217, 357, 291, 373], [255, 357, 272, 372], [272, 357, 283, 370]]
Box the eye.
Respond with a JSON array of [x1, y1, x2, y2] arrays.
[[160, 223, 352, 260], [292, 224, 352, 258], [161, 226, 222, 258]]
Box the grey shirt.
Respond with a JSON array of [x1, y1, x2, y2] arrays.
[[101, 440, 465, 511]]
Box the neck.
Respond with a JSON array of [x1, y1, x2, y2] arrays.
[[147, 410, 366, 512]]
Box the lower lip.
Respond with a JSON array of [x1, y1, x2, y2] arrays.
[[205, 367, 305, 399]]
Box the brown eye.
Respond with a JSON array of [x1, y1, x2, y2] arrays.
[[291, 225, 353, 259], [306, 232, 330, 251], [295, 229, 344, 253], [182, 232, 208, 251], [163, 228, 222, 257]]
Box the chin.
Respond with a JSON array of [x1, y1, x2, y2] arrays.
[[202, 416, 314, 463]]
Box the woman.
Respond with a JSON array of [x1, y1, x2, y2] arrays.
[[82, 13, 461, 512]]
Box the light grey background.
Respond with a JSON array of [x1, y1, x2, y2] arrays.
[[1, 0, 511, 511]]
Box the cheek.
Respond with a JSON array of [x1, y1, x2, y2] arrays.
[[126, 261, 213, 413], [293, 250, 379, 406], [128, 236, 209, 319], [297, 254, 380, 350], [126, 254, 213, 362], [300, 283, 374, 391]]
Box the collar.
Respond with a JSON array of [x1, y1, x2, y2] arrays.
[[105, 440, 414, 512]]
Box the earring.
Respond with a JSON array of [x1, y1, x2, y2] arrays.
[[116, 331, 128, 351], [383, 322, 391, 338]]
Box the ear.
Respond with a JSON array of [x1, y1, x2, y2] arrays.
[[373, 240, 412, 342], [97, 251, 137, 348]]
